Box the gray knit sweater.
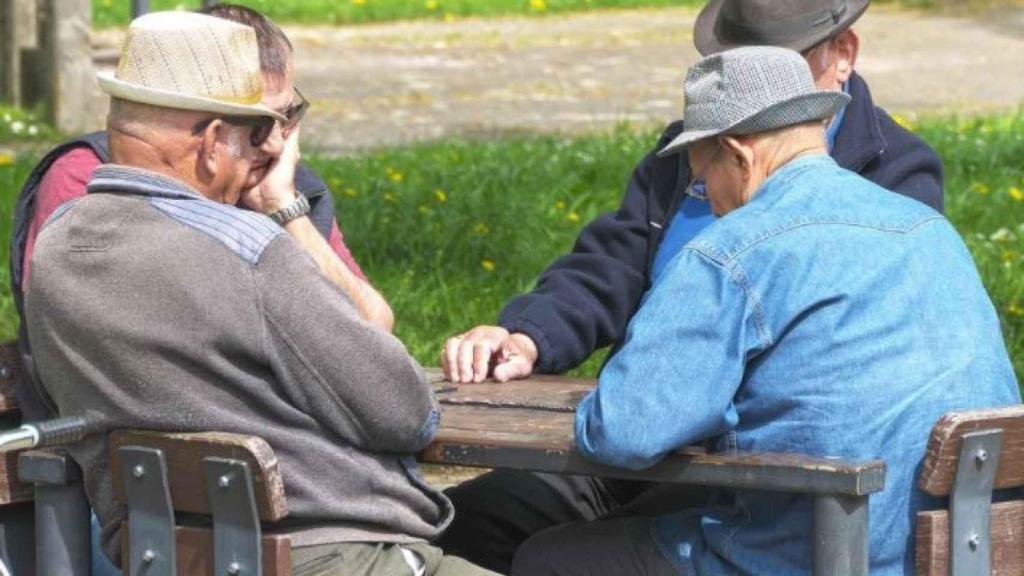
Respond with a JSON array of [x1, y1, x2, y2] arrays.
[[25, 165, 451, 560]]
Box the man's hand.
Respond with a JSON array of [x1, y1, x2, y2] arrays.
[[241, 125, 301, 215], [441, 326, 538, 383]]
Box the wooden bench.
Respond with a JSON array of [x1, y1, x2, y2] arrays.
[[109, 430, 293, 576], [0, 341, 40, 575], [915, 405, 1024, 575]]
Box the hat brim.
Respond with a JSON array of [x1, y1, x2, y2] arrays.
[[658, 90, 850, 157], [694, 0, 871, 56], [98, 72, 286, 122]]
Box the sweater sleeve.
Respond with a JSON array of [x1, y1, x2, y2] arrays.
[[497, 126, 686, 374], [871, 109, 944, 213], [254, 235, 437, 453]]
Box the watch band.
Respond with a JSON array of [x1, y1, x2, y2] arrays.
[[268, 194, 310, 226]]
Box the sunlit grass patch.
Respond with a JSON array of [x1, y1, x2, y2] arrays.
[[92, 0, 703, 28]]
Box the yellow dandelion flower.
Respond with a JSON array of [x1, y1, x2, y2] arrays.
[[890, 113, 912, 130], [1008, 303, 1024, 318], [443, 12, 456, 22], [0, 151, 14, 167], [473, 222, 490, 236], [481, 259, 496, 272], [567, 211, 580, 223], [343, 188, 359, 198], [970, 182, 990, 195], [352, 0, 366, 6], [434, 189, 448, 203], [554, 201, 566, 211], [530, 0, 547, 11], [1009, 186, 1024, 202], [1002, 250, 1017, 263], [329, 177, 343, 189], [425, 0, 439, 9]]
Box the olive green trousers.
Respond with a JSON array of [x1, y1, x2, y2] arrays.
[[293, 541, 501, 576]]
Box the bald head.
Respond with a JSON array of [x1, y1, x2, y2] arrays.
[[688, 121, 828, 216]]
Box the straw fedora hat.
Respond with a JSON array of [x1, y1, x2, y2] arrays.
[[658, 46, 850, 156], [97, 11, 285, 121], [694, 0, 870, 56]]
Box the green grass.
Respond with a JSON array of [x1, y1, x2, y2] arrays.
[[91, 0, 704, 28], [303, 112, 1024, 381], [0, 111, 1021, 384], [91, 0, 953, 27]]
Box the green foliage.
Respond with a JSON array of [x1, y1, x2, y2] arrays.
[[0, 107, 56, 143], [0, 111, 1021, 383], [91, 0, 704, 28]]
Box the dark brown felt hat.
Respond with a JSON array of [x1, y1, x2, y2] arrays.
[[694, 0, 871, 56]]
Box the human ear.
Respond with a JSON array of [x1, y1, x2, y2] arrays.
[[832, 29, 859, 83], [197, 119, 223, 180], [720, 136, 753, 181]]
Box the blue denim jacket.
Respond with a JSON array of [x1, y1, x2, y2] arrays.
[[575, 155, 1020, 575]]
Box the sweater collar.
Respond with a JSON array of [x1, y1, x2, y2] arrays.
[[830, 71, 887, 173], [87, 164, 206, 200]]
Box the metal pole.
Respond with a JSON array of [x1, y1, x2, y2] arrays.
[[812, 494, 869, 576], [131, 0, 149, 19], [35, 483, 91, 576]]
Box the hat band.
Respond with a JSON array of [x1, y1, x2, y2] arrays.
[[717, 2, 849, 46]]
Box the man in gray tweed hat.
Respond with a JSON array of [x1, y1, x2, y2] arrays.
[[441, 4, 945, 569], [509, 46, 1019, 576]]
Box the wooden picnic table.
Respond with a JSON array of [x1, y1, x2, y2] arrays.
[[418, 369, 886, 576]]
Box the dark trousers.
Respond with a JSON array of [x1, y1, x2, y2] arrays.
[[437, 470, 717, 574]]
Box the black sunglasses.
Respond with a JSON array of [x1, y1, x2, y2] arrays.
[[192, 114, 276, 148], [281, 87, 309, 137]]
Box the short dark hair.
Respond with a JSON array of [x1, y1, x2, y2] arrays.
[[199, 3, 292, 78]]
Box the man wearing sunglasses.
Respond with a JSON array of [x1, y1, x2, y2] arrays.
[[25, 11, 495, 576], [11, 4, 391, 422]]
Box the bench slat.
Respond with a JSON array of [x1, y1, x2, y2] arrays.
[[121, 525, 291, 576], [918, 406, 1024, 496], [109, 430, 287, 522], [0, 451, 33, 505], [0, 341, 23, 415], [424, 405, 886, 496], [915, 500, 1024, 575]]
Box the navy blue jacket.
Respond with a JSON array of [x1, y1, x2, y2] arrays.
[[10, 131, 337, 419], [498, 72, 944, 374]]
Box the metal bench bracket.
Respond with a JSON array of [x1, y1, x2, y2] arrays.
[[204, 457, 262, 576], [950, 428, 1002, 576], [118, 446, 175, 576]]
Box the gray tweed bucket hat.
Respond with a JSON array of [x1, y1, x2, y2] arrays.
[[658, 46, 851, 157]]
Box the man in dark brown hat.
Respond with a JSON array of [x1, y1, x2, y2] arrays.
[[438, 1, 944, 572]]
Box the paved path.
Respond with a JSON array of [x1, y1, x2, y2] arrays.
[[282, 4, 1024, 152], [87, 5, 1024, 153]]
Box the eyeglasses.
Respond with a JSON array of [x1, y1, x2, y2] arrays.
[[191, 114, 276, 148], [683, 145, 723, 201], [191, 88, 309, 149], [280, 88, 309, 138]]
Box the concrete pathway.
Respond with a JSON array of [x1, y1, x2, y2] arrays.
[[86, 5, 1024, 153]]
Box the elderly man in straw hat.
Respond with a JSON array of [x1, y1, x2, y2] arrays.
[[24, 12, 496, 576], [508, 47, 1019, 575]]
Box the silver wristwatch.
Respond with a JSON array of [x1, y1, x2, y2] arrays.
[[268, 194, 311, 226]]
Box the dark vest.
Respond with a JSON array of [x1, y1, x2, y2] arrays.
[[10, 131, 337, 419]]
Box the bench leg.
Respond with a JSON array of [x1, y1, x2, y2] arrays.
[[36, 483, 91, 576], [813, 494, 869, 576]]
